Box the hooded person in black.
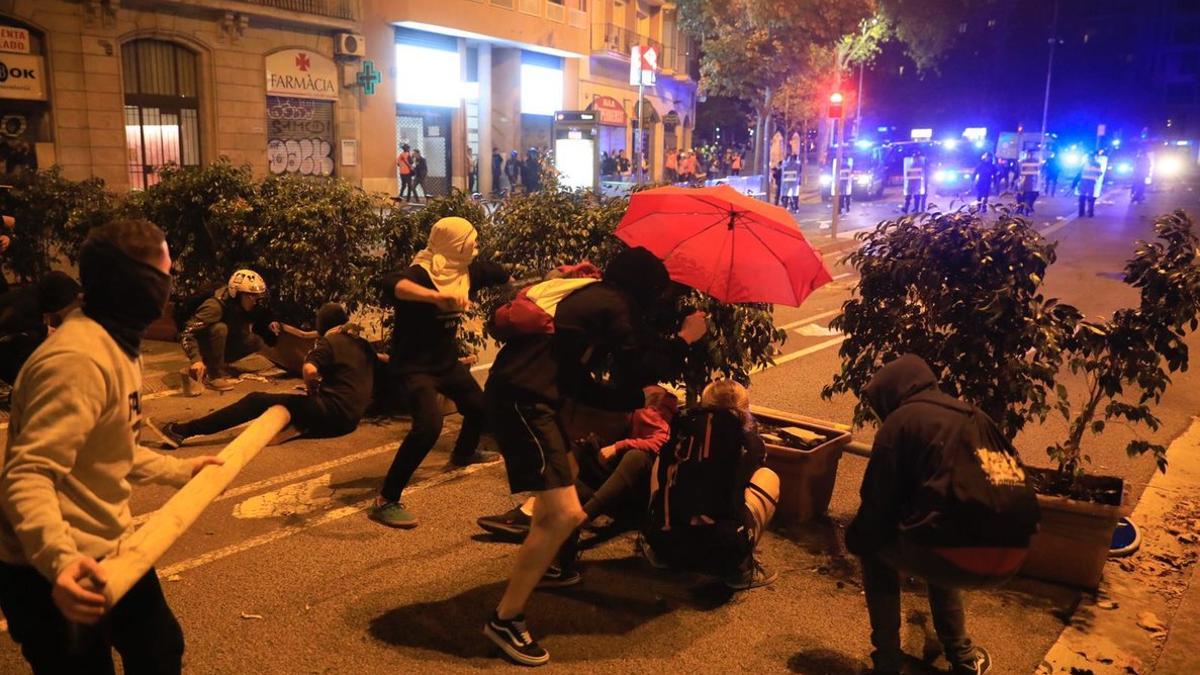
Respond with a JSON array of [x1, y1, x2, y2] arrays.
[[0, 272, 81, 384], [482, 247, 708, 667], [152, 303, 379, 449], [849, 354, 1009, 675]]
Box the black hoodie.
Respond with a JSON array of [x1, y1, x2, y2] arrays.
[[846, 354, 977, 555], [487, 247, 685, 411]]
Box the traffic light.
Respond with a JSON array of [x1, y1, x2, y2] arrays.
[[828, 92, 844, 119]]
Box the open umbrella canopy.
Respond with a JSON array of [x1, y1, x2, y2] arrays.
[[615, 185, 833, 306]]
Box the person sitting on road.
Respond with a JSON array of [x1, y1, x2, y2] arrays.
[[179, 269, 281, 392], [848, 354, 1040, 675], [476, 384, 678, 539], [153, 303, 379, 449], [0, 271, 81, 385], [640, 379, 780, 591]]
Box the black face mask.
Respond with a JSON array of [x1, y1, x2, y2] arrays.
[[79, 240, 172, 357]]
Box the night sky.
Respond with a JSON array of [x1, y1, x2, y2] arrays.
[[850, 0, 1196, 146]]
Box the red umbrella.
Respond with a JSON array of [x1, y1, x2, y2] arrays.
[[615, 185, 833, 306]]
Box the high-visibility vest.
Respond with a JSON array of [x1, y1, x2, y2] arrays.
[[1082, 165, 1102, 182], [838, 168, 852, 190]]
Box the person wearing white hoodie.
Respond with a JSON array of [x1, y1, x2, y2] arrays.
[[0, 219, 222, 674]]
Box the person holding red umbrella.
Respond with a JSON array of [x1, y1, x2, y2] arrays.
[[482, 247, 707, 666]]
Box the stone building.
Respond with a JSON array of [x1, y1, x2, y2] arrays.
[[0, 0, 695, 194]]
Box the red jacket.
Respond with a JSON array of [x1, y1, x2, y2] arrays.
[[613, 392, 678, 455]]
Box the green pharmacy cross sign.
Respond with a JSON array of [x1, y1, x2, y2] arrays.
[[356, 60, 381, 96]]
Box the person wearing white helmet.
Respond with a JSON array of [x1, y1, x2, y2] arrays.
[[178, 269, 280, 391]]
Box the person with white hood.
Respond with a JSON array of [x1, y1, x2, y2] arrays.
[[371, 217, 510, 529]]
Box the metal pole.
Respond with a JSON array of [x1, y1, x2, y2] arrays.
[[833, 116, 843, 240], [636, 78, 644, 184], [854, 63, 864, 139], [1038, 0, 1060, 167]]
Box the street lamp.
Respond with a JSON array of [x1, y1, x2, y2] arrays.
[[829, 92, 845, 239]]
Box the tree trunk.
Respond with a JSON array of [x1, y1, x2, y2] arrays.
[[760, 87, 773, 193]]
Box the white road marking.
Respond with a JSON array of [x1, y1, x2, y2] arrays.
[[130, 441, 405, 528], [232, 473, 333, 519], [157, 460, 497, 578], [754, 335, 846, 372], [777, 309, 840, 332], [794, 323, 843, 338]]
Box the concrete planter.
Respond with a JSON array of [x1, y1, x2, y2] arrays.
[[1020, 467, 1129, 590], [751, 405, 851, 526]]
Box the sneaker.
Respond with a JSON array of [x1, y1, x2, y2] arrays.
[[477, 507, 532, 538], [536, 564, 582, 589], [146, 419, 187, 450], [638, 535, 669, 570], [483, 612, 549, 667], [951, 647, 991, 675], [724, 557, 778, 590], [449, 449, 501, 467], [204, 375, 238, 392], [368, 499, 419, 529]]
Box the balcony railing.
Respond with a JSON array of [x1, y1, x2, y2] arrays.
[[591, 23, 662, 61], [236, 0, 356, 20]]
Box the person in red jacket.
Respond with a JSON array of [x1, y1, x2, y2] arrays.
[[476, 384, 677, 538]]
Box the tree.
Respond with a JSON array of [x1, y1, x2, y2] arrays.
[[876, 0, 977, 75], [678, 0, 873, 178]]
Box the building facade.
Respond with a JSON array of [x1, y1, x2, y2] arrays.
[[0, 0, 695, 194]]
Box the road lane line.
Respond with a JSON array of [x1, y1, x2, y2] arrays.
[[753, 335, 846, 373], [129, 441, 406, 528], [156, 460, 497, 578], [777, 309, 840, 332]]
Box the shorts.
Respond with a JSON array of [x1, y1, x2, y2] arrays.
[[485, 389, 574, 493]]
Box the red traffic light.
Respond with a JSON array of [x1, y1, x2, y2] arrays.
[[828, 92, 844, 119]]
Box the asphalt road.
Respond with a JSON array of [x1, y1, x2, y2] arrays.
[[1, 181, 1198, 674]]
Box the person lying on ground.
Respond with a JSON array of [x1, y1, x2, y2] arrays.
[[0, 219, 222, 673], [848, 354, 1040, 675], [477, 384, 678, 538], [640, 379, 781, 591], [0, 271, 80, 385], [482, 246, 707, 667], [179, 269, 289, 392], [152, 303, 378, 449]]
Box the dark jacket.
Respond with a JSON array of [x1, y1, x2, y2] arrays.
[[487, 282, 686, 411], [179, 287, 264, 362], [846, 355, 977, 555]]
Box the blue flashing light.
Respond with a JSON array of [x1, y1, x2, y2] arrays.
[[819, 174, 832, 186], [974, 140, 986, 149], [934, 169, 953, 183], [1063, 151, 1083, 168], [1116, 162, 1132, 175], [942, 138, 959, 150], [855, 139, 874, 149], [1111, 139, 1121, 148]]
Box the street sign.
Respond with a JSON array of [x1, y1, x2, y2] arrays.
[[356, 60, 381, 96], [629, 45, 657, 86]]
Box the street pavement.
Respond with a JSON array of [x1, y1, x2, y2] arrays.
[[1, 182, 1198, 674]]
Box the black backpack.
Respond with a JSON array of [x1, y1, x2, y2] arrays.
[[899, 394, 1041, 549], [648, 408, 760, 533]]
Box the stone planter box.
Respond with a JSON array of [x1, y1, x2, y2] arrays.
[[752, 405, 852, 526]]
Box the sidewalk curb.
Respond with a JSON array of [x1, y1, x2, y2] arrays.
[[1038, 417, 1200, 674]]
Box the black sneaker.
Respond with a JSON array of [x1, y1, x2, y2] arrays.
[[477, 507, 532, 538], [483, 612, 549, 666], [951, 646, 992, 675], [724, 556, 779, 590], [449, 449, 501, 467], [147, 419, 187, 450], [536, 564, 582, 589]]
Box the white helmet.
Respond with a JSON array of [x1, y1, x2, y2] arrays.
[[228, 269, 267, 297]]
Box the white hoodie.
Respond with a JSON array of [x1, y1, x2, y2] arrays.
[[0, 310, 191, 582]]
